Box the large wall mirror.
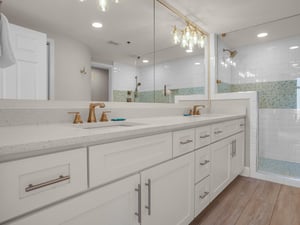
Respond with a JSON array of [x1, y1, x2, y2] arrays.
[[1, 0, 208, 103]]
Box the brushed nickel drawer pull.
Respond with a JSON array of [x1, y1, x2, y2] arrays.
[[180, 139, 193, 145], [200, 160, 210, 166], [200, 134, 210, 139], [200, 191, 209, 199], [214, 130, 222, 134], [135, 184, 142, 223], [25, 175, 70, 192], [145, 179, 152, 215], [240, 124, 245, 127]]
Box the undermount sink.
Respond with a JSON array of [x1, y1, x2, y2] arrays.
[[192, 114, 224, 118], [76, 121, 145, 129]]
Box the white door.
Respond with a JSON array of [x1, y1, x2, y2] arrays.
[[210, 138, 231, 200], [231, 132, 245, 178], [9, 174, 140, 225], [0, 24, 47, 100], [141, 153, 195, 225]]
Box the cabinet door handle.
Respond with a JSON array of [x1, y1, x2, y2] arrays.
[[200, 160, 210, 166], [240, 124, 245, 127], [145, 179, 151, 215], [135, 184, 141, 223], [180, 139, 193, 145], [214, 130, 223, 134], [199, 191, 209, 199], [200, 134, 210, 139], [231, 140, 237, 157], [25, 175, 70, 192]]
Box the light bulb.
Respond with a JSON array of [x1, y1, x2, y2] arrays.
[[99, 0, 108, 12], [115, 0, 119, 3], [192, 31, 198, 44], [185, 25, 191, 40], [172, 26, 180, 45], [198, 35, 205, 48], [188, 41, 194, 51]]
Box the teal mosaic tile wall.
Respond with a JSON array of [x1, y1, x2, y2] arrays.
[[112, 90, 128, 102], [113, 87, 205, 103], [217, 80, 297, 109]]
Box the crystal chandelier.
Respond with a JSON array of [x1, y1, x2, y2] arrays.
[[98, 0, 119, 12], [172, 23, 205, 51]]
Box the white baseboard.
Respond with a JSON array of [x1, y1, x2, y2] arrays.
[[240, 167, 250, 177]]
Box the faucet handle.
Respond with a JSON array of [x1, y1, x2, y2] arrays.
[[100, 111, 111, 122], [68, 112, 83, 124]]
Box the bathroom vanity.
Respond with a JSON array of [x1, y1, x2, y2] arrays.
[[0, 115, 245, 225]]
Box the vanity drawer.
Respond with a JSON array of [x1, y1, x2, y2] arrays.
[[89, 132, 172, 187], [173, 128, 195, 157], [195, 125, 211, 149], [211, 119, 245, 142], [195, 146, 210, 183], [0, 148, 87, 223], [195, 176, 210, 217]]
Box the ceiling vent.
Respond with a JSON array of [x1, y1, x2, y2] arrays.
[[107, 41, 120, 46]]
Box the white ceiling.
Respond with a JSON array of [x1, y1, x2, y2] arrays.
[[165, 0, 300, 34], [3, 0, 300, 64]]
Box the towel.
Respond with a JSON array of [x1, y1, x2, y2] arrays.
[[0, 13, 16, 68]]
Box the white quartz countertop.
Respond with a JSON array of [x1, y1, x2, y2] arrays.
[[0, 114, 245, 162]]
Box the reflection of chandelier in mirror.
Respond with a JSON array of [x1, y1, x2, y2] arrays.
[[98, 0, 119, 12], [172, 23, 205, 51], [156, 0, 207, 52]]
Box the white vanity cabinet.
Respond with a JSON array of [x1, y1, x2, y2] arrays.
[[0, 148, 87, 223], [8, 174, 140, 225], [210, 132, 245, 201], [141, 153, 195, 225], [10, 150, 195, 225], [89, 133, 172, 187], [3, 117, 246, 225], [230, 132, 245, 178]]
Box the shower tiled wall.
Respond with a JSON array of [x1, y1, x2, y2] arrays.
[[113, 87, 205, 103], [217, 35, 300, 170]]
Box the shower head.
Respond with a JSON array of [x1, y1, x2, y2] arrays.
[[223, 49, 238, 58]]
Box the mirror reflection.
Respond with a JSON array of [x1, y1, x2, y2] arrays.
[[1, 0, 207, 103]]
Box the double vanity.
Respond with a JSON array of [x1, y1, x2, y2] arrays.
[[0, 113, 245, 225]]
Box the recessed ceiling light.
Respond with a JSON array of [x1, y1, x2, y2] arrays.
[[79, 0, 86, 2], [186, 49, 193, 53], [257, 32, 268, 38], [92, 22, 103, 28], [289, 46, 299, 50], [142, 59, 149, 63], [194, 62, 201, 65]]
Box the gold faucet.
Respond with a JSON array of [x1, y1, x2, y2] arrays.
[[192, 105, 205, 115], [88, 103, 106, 122]]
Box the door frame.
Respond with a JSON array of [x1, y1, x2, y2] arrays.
[[47, 38, 55, 100]]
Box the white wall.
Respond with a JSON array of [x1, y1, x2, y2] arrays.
[[217, 37, 233, 84], [111, 62, 137, 91], [259, 109, 300, 163], [139, 56, 205, 91], [48, 33, 92, 101], [218, 35, 300, 84]]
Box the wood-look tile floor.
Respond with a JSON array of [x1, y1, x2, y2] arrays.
[[190, 176, 300, 225]]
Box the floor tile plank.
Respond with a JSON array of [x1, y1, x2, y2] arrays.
[[269, 185, 300, 225], [190, 176, 259, 225], [234, 180, 281, 225]]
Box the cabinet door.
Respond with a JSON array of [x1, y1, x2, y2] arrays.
[[231, 132, 245, 178], [9, 174, 140, 225], [0, 24, 47, 100], [141, 153, 194, 225], [210, 138, 231, 200]]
